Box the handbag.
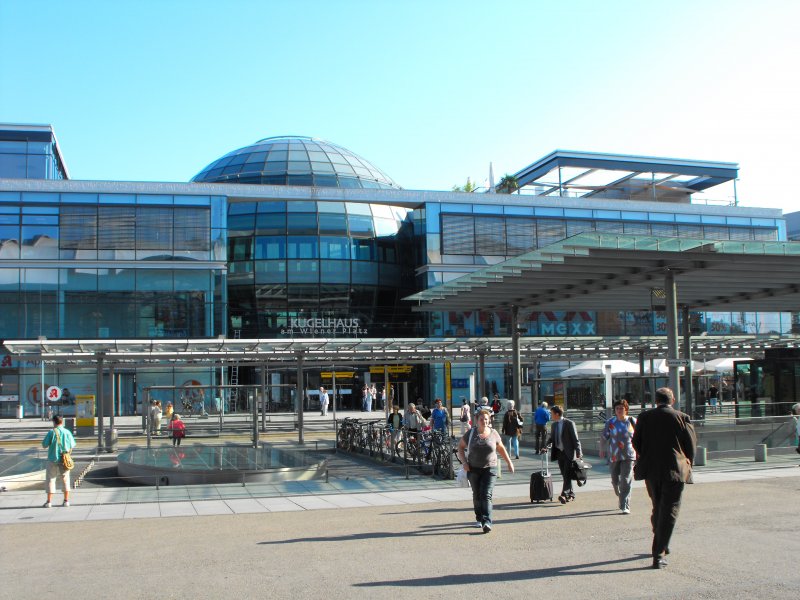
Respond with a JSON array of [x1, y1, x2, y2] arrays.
[[570, 458, 591, 486], [55, 428, 74, 471]]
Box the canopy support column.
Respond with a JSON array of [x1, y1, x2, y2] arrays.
[[511, 305, 522, 405], [96, 352, 105, 451], [665, 270, 681, 409], [682, 306, 694, 419], [296, 351, 304, 444]]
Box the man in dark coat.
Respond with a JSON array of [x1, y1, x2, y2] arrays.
[[632, 386, 697, 570], [547, 405, 582, 504]]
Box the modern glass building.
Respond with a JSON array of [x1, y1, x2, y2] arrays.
[[0, 124, 791, 417]]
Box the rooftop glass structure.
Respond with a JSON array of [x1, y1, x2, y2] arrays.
[[192, 136, 402, 190]]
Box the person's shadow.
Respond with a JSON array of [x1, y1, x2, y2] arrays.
[[353, 554, 653, 588]]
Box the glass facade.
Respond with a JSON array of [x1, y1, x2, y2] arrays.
[[0, 192, 226, 339], [226, 200, 418, 337], [0, 127, 67, 180]]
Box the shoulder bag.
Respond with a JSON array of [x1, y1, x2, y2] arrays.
[[55, 428, 74, 471]]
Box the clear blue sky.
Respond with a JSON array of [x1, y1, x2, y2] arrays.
[[2, 0, 798, 211]]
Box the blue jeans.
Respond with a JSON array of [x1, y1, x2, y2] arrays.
[[467, 466, 498, 525], [610, 459, 634, 511], [507, 435, 519, 458]]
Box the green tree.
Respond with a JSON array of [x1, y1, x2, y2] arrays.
[[497, 174, 519, 194], [452, 177, 478, 192]]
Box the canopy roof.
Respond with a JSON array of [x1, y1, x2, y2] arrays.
[[2, 334, 794, 367], [406, 234, 800, 313]]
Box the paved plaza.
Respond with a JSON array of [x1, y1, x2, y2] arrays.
[[1, 415, 798, 599]]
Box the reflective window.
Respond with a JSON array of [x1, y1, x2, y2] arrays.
[[21, 225, 59, 258], [351, 262, 378, 284], [351, 238, 375, 260], [229, 237, 254, 261], [255, 213, 286, 235], [288, 260, 319, 283], [319, 213, 348, 235], [287, 213, 318, 234], [136, 207, 173, 250], [320, 260, 349, 283], [287, 236, 318, 259], [60, 206, 97, 249], [255, 236, 285, 259], [348, 215, 374, 237], [320, 236, 349, 259], [255, 260, 287, 283], [99, 206, 135, 249]]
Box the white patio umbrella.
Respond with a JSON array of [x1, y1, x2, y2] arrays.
[[705, 357, 753, 373], [560, 359, 640, 378]]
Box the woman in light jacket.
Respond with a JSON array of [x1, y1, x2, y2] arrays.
[[602, 399, 637, 514]]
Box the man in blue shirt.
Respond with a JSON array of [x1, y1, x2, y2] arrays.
[[534, 401, 551, 454], [430, 398, 449, 433]]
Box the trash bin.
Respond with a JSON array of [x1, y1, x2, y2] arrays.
[[104, 428, 118, 453], [64, 418, 76, 433], [15, 404, 23, 419]]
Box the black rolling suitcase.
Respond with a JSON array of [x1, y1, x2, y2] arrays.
[[530, 452, 553, 503]]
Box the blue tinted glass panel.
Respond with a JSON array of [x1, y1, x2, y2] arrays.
[[257, 201, 287, 213], [174, 195, 210, 206], [0, 192, 21, 202], [351, 262, 378, 284], [134, 270, 173, 291], [287, 213, 318, 234], [535, 207, 563, 217], [675, 213, 701, 223], [287, 236, 318, 259], [137, 195, 173, 205], [751, 218, 775, 227], [22, 215, 58, 225], [351, 238, 375, 260], [254, 260, 287, 283], [229, 202, 256, 215], [319, 213, 347, 234], [621, 211, 647, 220], [563, 208, 592, 218], [255, 213, 286, 235], [505, 206, 534, 216], [174, 270, 210, 291], [228, 214, 255, 233], [255, 236, 286, 259], [59, 268, 98, 290], [474, 204, 499, 214], [22, 206, 58, 214], [441, 203, 471, 213], [100, 194, 136, 204], [287, 260, 319, 283], [593, 210, 620, 219], [0, 215, 18, 224], [61, 193, 98, 204], [320, 260, 350, 283], [345, 202, 372, 216], [318, 201, 345, 214], [320, 236, 349, 259], [348, 215, 374, 237], [649, 212, 674, 222], [726, 217, 750, 226], [21, 193, 58, 203], [700, 214, 726, 224]]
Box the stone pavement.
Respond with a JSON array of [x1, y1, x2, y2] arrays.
[[1, 466, 798, 599]]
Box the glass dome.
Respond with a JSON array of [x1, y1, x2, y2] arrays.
[[192, 136, 401, 190]]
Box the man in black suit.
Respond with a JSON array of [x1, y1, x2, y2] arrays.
[[632, 387, 697, 570], [547, 405, 582, 504]]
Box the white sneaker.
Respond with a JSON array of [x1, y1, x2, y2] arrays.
[[62, 501, 70, 507], [622, 507, 630, 514], [474, 521, 482, 528], [482, 522, 492, 533], [42, 501, 51, 508]]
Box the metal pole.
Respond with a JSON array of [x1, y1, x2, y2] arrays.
[[40, 358, 45, 420], [297, 351, 304, 444], [146, 388, 151, 449], [665, 270, 681, 408], [331, 368, 337, 423], [511, 305, 522, 405], [97, 353, 104, 451], [252, 379, 259, 448], [682, 306, 694, 419], [479, 351, 486, 400], [260, 362, 267, 432], [109, 364, 115, 430]]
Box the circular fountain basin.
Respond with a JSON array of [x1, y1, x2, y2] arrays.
[[0, 451, 47, 491], [117, 444, 327, 486]]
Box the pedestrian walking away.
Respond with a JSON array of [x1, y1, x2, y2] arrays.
[[459, 398, 471, 436], [547, 405, 582, 504], [456, 408, 515, 533], [534, 401, 550, 453], [41, 415, 76, 508], [501, 400, 523, 459], [632, 386, 697, 570], [602, 399, 636, 513]]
